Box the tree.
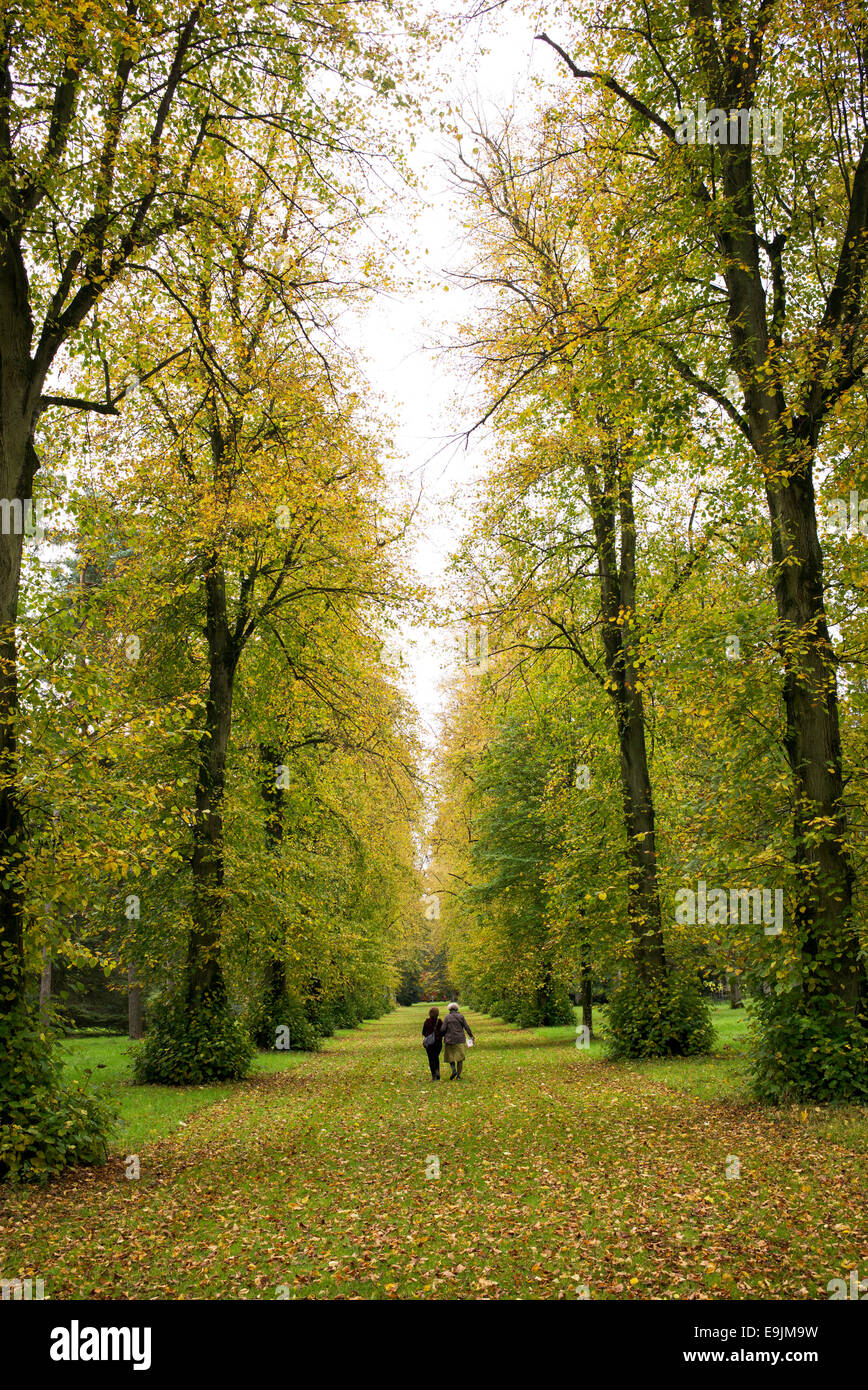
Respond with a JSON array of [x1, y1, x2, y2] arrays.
[[0, 0, 416, 1155], [98, 159, 418, 1073], [536, 0, 868, 1094], [447, 114, 711, 1051]]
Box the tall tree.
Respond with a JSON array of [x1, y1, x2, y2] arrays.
[[0, 0, 405, 1023], [449, 116, 711, 1050], [536, 0, 868, 1092]]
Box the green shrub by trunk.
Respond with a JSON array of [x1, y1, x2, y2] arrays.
[[331, 999, 362, 1029], [250, 989, 322, 1053], [476, 984, 574, 1028], [0, 1008, 116, 1183], [512, 989, 576, 1029], [606, 969, 714, 1059], [487, 997, 511, 1021], [305, 1000, 336, 1037], [750, 987, 868, 1102], [132, 992, 253, 1084]]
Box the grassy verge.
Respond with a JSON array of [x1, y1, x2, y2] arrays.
[[55, 1031, 354, 1155]]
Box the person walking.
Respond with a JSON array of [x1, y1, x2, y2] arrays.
[[421, 1006, 443, 1081], [441, 1001, 474, 1080]]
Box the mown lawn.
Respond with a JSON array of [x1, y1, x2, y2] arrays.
[[53, 1031, 337, 1154], [1, 1004, 866, 1300]]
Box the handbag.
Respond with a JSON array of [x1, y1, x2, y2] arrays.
[[423, 1031, 437, 1048]]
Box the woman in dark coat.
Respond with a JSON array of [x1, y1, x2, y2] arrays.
[[421, 1006, 443, 1081]]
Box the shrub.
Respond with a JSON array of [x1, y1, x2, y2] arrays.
[[512, 990, 576, 1029], [304, 1000, 335, 1037], [606, 968, 714, 1059], [479, 985, 573, 1028], [132, 992, 254, 1084], [249, 988, 322, 1053], [750, 987, 868, 1102], [332, 1002, 361, 1029], [0, 1008, 116, 1184]]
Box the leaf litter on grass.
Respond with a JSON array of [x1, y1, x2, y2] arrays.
[[1, 1006, 866, 1300]]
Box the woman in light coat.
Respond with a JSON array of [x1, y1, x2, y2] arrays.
[[441, 1001, 474, 1079]]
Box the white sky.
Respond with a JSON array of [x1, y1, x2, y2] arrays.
[[348, 2, 559, 755]]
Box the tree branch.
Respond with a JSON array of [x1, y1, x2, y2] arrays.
[[535, 32, 678, 142], [659, 344, 752, 441]]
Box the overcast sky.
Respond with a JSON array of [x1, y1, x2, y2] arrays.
[[348, 2, 562, 755]]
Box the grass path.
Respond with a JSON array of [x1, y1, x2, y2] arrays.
[[1, 1005, 866, 1300]]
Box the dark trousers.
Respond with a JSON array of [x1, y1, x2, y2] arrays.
[[425, 1043, 441, 1077]]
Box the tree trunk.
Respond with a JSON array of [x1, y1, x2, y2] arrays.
[[715, 97, 864, 1013], [763, 456, 863, 1006], [128, 963, 144, 1039], [0, 319, 41, 1021], [0, 240, 48, 1029], [614, 690, 666, 980], [586, 445, 668, 983], [259, 742, 288, 1012], [265, 957, 287, 1009], [187, 566, 237, 1007], [580, 949, 594, 1039], [728, 970, 743, 1010], [38, 947, 51, 1022], [260, 742, 285, 851]]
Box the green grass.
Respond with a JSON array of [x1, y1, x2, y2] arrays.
[[1, 1004, 866, 1300], [632, 1002, 753, 1101], [55, 1032, 329, 1154], [520, 1001, 752, 1100]]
